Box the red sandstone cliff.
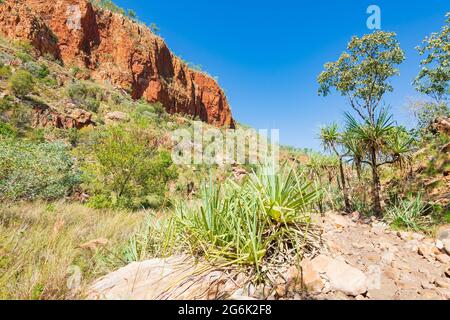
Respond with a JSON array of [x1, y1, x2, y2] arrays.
[[0, 0, 234, 128]]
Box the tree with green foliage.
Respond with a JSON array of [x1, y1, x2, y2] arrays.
[[0, 139, 81, 201], [82, 126, 178, 210], [414, 13, 450, 102], [318, 31, 406, 216], [320, 123, 351, 212], [411, 13, 450, 140], [8, 70, 34, 97], [410, 100, 449, 136]]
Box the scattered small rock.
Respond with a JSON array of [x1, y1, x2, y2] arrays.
[[327, 213, 351, 229], [444, 267, 450, 278], [381, 249, 396, 265], [310, 255, 368, 296], [351, 211, 360, 222], [436, 226, 450, 241], [300, 259, 325, 294], [421, 280, 434, 290], [418, 245, 433, 258], [230, 294, 257, 300], [105, 111, 130, 123], [442, 239, 450, 255], [436, 254, 450, 264], [435, 280, 450, 289]]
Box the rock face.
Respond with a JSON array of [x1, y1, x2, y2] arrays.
[[431, 116, 450, 136], [0, 0, 235, 128], [33, 102, 94, 129]]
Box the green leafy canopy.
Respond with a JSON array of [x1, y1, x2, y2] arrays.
[[318, 31, 405, 122], [414, 13, 450, 101]]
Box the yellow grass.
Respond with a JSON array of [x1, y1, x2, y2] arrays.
[[0, 201, 146, 300]]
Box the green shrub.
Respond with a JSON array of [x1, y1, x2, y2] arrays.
[[131, 101, 167, 123], [67, 81, 102, 113], [90, 0, 126, 15], [67, 128, 80, 147], [82, 126, 178, 210], [16, 51, 33, 63], [0, 121, 17, 137], [0, 139, 81, 201], [23, 61, 49, 79], [0, 96, 14, 112], [27, 128, 46, 143], [8, 70, 34, 97], [411, 101, 449, 136], [14, 40, 33, 54], [5, 102, 33, 134], [0, 97, 33, 135], [159, 162, 321, 272], [383, 194, 432, 232], [0, 64, 11, 80]]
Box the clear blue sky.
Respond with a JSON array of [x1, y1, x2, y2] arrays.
[[115, 0, 448, 150]]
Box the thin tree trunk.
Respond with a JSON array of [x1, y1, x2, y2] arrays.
[[339, 157, 351, 212], [355, 157, 362, 181], [370, 146, 382, 217]]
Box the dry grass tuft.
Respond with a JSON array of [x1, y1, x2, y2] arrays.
[[0, 201, 146, 299]]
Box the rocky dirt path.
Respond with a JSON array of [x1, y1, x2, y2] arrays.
[[306, 212, 450, 300], [87, 212, 450, 300]]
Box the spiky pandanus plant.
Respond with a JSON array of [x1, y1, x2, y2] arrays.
[[345, 110, 414, 216], [320, 123, 351, 212], [342, 130, 365, 181], [385, 126, 415, 173], [171, 162, 322, 277]]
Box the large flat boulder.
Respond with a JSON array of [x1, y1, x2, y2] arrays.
[[87, 255, 242, 300]]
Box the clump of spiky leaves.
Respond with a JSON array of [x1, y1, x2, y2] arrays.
[[383, 194, 432, 232], [159, 162, 323, 282]]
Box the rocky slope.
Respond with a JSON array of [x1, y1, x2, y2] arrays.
[[0, 0, 234, 128]]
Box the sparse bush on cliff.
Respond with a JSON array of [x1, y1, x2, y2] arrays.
[[67, 81, 102, 113], [8, 70, 34, 97], [0, 64, 11, 80], [89, 0, 160, 34], [90, 0, 126, 15], [0, 139, 81, 201], [22, 61, 50, 79], [0, 94, 34, 135], [0, 96, 13, 112]]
